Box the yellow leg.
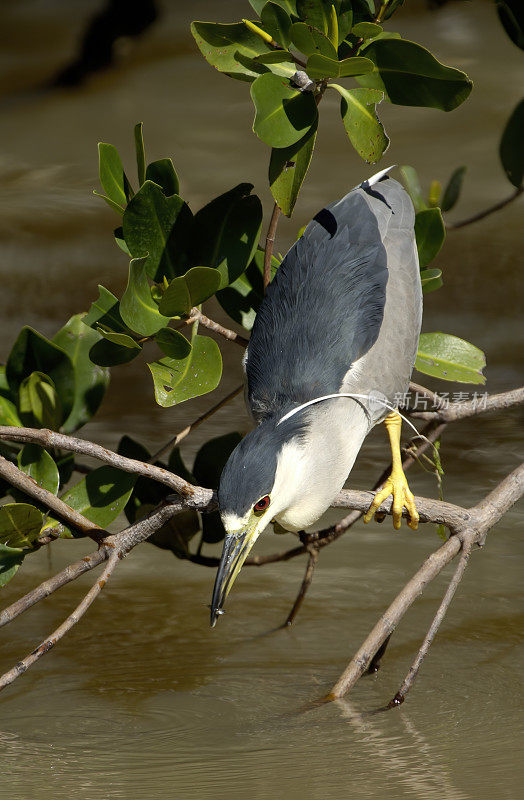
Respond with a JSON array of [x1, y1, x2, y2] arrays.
[[363, 412, 419, 531]]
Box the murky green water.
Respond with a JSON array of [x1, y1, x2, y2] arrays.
[[0, 1, 523, 798]]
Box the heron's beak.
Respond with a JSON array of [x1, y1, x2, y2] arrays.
[[210, 517, 262, 627]]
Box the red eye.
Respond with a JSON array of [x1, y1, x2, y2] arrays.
[[254, 495, 270, 514]]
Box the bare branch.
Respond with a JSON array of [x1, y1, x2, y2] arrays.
[[0, 551, 120, 692], [408, 381, 448, 411], [0, 426, 213, 506], [0, 549, 106, 629], [0, 455, 103, 539], [149, 384, 243, 463], [388, 533, 476, 707], [264, 202, 281, 291], [331, 488, 471, 531], [446, 187, 523, 230], [188, 308, 249, 348], [410, 386, 524, 423], [0, 500, 187, 690], [327, 462, 524, 701], [281, 544, 319, 627]]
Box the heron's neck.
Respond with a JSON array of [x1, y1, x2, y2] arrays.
[[272, 398, 370, 532]]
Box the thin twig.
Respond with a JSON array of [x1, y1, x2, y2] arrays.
[[0, 427, 213, 505], [281, 545, 319, 627], [149, 384, 243, 463], [327, 462, 524, 701], [0, 501, 186, 689], [410, 386, 524, 423], [446, 187, 523, 230], [388, 533, 475, 707], [188, 308, 249, 347], [408, 381, 449, 411], [264, 202, 281, 291], [0, 455, 103, 540], [0, 549, 107, 629], [0, 552, 119, 692]]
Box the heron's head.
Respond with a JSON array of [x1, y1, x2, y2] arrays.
[[211, 414, 308, 626]]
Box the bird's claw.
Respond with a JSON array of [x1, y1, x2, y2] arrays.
[[363, 470, 419, 531]]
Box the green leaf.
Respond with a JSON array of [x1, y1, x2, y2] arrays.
[[57, 451, 75, 487], [0, 396, 22, 426], [0, 503, 43, 549], [148, 324, 222, 407], [251, 72, 318, 148], [122, 181, 193, 282], [352, 21, 382, 39], [193, 432, 243, 489], [420, 267, 443, 294], [47, 467, 137, 538], [114, 226, 131, 254], [441, 166, 467, 212], [191, 184, 263, 288], [216, 250, 279, 330], [500, 98, 524, 188], [296, 0, 330, 34], [93, 190, 126, 215], [416, 333, 486, 384], [330, 84, 388, 164], [18, 444, 59, 495], [134, 122, 146, 186], [358, 39, 472, 111], [255, 51, 297, 78], [145, 159, 180, 197], [269, 123, 317, 216], [118, 433, 200, 550], [0, 366, 11, 399], [6, 327, 75, 420], [415, 208, 445, 267], [168, 447, 195, 485], [496, 0, 524, 50], [98, 143, 128, 210], [120, 257, 170, 336], [98, 331, 140, 349], [399, 165, 427, 213], [306, 54, 374, 78], [261, 2, 293, 48], [0, 554, 25, 588], [117, 436, 176, 527], [296, 0, 352, 39], [149, 508, 202, 557], [89, 332, 142, 367], [289, 22, 338, 58], [249, 0, 298, 14], [159, 267, 222, 317], [191, 21, 273, 82], [154, 328, 192, 359], [383, 0, 405, 20], [52, 314, 110, 433], [352, 0, 375, 23], [84, 286, 128, 333], [19, 372, 62, 430]]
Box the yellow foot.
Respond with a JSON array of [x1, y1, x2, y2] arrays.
[[363, 469, 419, 531]]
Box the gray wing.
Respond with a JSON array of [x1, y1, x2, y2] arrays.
[[246, 176, 421, 422]]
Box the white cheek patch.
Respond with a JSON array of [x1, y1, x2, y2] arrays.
[[221, 511, 250, 533]]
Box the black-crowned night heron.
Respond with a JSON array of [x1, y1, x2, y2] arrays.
[[211, 168, 422, 626]]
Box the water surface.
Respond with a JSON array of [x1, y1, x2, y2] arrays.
[[0, 1, 523, 798]]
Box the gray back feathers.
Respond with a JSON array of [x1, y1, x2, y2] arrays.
[[246, 178, 413, 421]]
